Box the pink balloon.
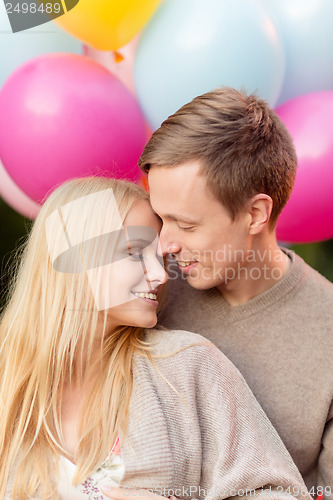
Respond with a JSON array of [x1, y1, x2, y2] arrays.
[[0, 54, 147, 202], [0, 159, 40, 219], [276, 91, 333, 243]]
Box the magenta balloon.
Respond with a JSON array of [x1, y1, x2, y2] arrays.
[[0, 159, 40, 219], [0, 54, 146, 202], [276, 91, 333, 243]]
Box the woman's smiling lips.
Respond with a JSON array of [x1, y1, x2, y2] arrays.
[[132, 289, 159, 307]]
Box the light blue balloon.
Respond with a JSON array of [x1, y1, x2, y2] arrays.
[[134, 0, 285, 130], [263, 0, 333, 105], [0, 2, 82, 89]]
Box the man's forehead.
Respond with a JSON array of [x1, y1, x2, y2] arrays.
[[149, 162, 205, 194], [148, 163, 211, 219], [150, 188, 202, 222]]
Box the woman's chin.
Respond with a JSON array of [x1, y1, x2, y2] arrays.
[[133, 311, 158, 329], [145, 318, 158, 329]]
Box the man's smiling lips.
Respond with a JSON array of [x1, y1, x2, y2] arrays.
[[175, 259, 199, 273]]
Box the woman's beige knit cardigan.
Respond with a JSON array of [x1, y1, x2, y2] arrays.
[[119, 328, 310, 500]]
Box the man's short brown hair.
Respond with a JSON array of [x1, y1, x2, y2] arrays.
[[138, 87, 297, 230]]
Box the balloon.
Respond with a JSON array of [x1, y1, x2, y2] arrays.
[[0, 160, 40, 219], [83, 34, 140, 96], [0, 2, 82, 90], [134, 0, 285, 130], [263, 0, 333, 105], [83, 39, 153, 141], [139, 173, 149, 193], [276, 92, 333, 243], [0, 54, 147, 203], [54, 0, 159, 51]]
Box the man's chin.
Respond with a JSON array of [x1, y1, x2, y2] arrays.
[[186, 274, 219, 291]]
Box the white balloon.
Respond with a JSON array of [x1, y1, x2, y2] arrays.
[[263, 0, 333, 105]]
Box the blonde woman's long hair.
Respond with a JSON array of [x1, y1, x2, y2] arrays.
[[0, 176, 153, 499]]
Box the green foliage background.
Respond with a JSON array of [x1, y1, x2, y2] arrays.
[[0, 197, 332, 312]]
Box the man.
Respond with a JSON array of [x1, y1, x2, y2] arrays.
[[136, 87, 333, 499]]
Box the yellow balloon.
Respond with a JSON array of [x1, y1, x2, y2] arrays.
[[54, 0, 160, 51]]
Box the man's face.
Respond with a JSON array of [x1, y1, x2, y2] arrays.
[[148, 161, 252, 291]]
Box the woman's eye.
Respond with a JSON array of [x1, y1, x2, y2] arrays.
[[128, 249, 143, 261]]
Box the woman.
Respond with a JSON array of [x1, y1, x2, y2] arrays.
[[0, 177, 309, 500]]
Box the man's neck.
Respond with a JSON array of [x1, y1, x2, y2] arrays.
[[217, 237, 291, 307]]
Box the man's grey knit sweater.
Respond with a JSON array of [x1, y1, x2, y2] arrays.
[[158, 249, 333, 499]]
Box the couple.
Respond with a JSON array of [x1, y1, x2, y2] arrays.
[[0, 88, 332, 499]]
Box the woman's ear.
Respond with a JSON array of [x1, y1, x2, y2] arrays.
[[247, 194, 273, 235]]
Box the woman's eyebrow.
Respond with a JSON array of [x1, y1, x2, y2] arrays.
[[127, 238, 152, 246], [123, 238, 156, 254]]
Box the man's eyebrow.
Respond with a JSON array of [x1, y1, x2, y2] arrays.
[[161, 213, 200, 224]]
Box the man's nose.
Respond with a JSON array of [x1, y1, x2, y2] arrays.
[[159, 225, 181, 256]]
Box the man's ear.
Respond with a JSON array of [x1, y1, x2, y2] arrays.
[[247, 194, 273, 235]]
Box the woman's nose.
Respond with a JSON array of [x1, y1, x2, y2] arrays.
[[144, 252, 168, 286]]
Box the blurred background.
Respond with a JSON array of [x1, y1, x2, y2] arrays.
[[1, 0, 333, 309]]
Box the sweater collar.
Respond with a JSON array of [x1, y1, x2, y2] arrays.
[[203, 248, 305, 325]]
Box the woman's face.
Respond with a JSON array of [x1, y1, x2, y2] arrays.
[[87, 199, 168, 330]]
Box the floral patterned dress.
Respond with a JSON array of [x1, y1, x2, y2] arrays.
[[58, 438, 124, 500]]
